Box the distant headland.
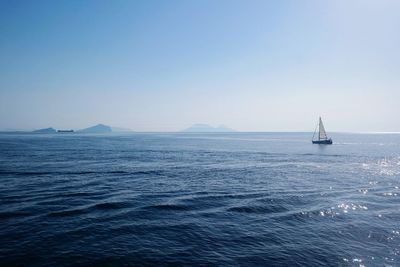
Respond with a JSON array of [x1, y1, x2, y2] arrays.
[[0, 124, 132, 134]]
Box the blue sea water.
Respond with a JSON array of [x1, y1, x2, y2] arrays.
[[0, 132, 399, 266]]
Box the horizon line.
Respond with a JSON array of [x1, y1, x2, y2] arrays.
[[1, 130, 400, 134]]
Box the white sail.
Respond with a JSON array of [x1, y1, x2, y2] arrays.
[[319, 117, 328, 140]]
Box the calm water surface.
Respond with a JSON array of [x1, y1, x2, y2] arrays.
[[0, 133, 399, 266]]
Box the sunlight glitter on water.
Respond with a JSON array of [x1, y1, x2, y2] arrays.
[[337, 203, 368, 213], [362, 156, 400, 177], [378, 156, 400, 176]]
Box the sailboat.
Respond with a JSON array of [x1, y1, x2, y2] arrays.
[[312, 117, 333, 144]]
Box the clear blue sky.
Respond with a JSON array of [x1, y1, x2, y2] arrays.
[[1, 0, 399, 131]]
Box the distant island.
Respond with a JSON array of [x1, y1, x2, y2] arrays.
[[78, 124, 112, 134], [32, 127, 57, 134], [182, 124, 235, 133]]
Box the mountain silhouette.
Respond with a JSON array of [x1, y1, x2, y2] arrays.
[[182, 124, 235, 132], [32, 127, 57, 134], [79, 124, 112, 133]]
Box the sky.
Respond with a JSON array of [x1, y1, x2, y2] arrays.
[[0, 0, 399, 132]]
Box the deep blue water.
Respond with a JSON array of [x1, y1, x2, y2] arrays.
[[0, 132, 399, 266]]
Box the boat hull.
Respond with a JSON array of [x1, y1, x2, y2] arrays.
[[312, 139, 333, 145]]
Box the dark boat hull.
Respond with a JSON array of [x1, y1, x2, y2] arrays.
[[312, 139, 333, 145]]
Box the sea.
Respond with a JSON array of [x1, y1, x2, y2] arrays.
[[0, 132, 399, 266]]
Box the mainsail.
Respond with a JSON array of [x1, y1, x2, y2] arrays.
[[318, 117, 328, 140]]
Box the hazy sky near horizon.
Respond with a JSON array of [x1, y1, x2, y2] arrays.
[[1, 0, 399, 132]]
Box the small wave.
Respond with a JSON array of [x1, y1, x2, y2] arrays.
[[46, 201, 132, 217], [47, 208, 87, 217], [108, 170, 129, 174], [132, 170, 164, 176], [280, 208, 341, 221], [189, 192, 268, 202], [228, 205, 288, 214], [145, 204, 190, 211], [58, 192, 97, 198], [94, 201, 130, 210]]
